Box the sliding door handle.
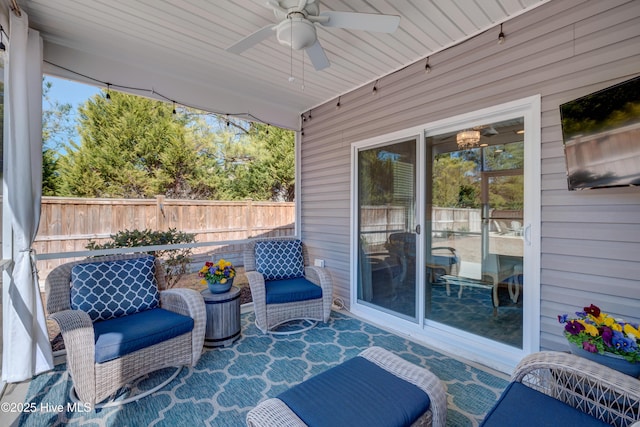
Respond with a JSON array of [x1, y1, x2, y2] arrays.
[[415, 224, 421, 235], [524, 224, 531, 246]]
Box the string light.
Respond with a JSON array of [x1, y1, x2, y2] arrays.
[[336, 96, 341, 110], [172, 101, 177, 115], [498, 23, 505, 44], [43, 60, 278, 130], [424, 57, 431, 74], [372, 80, 378, 95]]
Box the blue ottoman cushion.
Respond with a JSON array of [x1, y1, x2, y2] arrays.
[[278, 355, 430, 427], [480, 382, 610, 427], [265, 277, 322, 304], [93, 308, 194, 363]]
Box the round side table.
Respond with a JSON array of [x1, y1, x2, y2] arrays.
[[201, 286, 241, 347]]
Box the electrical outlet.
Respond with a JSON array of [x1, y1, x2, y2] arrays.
[[314, 259, 325, 268]]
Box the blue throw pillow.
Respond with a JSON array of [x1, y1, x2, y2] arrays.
[[70, 256, 160, 322], [255, 240, 304, 280]]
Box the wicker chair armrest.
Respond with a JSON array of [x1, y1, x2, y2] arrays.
[[160, 288, 206, 365], [303, 265, 330, 288], [245, 271, 266, 303], [48, 309, 96, 404], [245, 271, 267, 329], [304, 266, 333, 321], [246, 398, 307, 427], [359, 346, 447, 427], [512, 351, 640, 426]]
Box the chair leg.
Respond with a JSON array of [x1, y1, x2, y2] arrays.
[[261, 319, 318, 335], [69, 366, 183, 409]]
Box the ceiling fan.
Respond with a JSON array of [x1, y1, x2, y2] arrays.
[[226, 0, 401, 71]]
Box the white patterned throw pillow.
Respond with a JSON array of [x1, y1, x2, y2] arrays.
[[255, 240, 304, 280], [70, 256, 160, 322]]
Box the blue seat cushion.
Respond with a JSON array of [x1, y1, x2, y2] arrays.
[[265, 277, 322, 304], [71, 256, 159, 322], [93, 308, 194, 363], [279, 355, 430, 427], [255, 240, 304, 280], [480, 381, 610, 427]]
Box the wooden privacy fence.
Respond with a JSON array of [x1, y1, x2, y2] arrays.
[[34, 196, 295, 278]]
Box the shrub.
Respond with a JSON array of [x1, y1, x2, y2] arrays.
[[86, 228, 196, 288]]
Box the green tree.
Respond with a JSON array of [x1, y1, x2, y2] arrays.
[[248, 123, 295, 201], [42, 78, 74, 195], [57, 91, 217, 198], [432, 155, 478, 208], [205, 122, 295, 201]]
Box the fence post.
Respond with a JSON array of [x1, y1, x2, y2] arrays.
[[245, 198, 253, 238], [156, 195, 166, 231]]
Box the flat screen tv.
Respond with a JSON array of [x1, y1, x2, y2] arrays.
[[560, 75, 640, 190]]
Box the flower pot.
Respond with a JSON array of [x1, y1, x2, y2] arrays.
[[570, 346, 640, 378], [207, 278, 234, 294]]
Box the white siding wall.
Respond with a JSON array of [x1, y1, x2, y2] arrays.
[[300, 0, 640, 351]]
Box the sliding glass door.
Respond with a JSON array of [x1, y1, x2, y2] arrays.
[[351, 97, 540, 366], [356, 138, 418, 320], [425, 118, 525, 348]]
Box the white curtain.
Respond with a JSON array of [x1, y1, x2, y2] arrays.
[[2, 11, 53, 382]]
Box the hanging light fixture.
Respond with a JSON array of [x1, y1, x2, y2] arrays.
[[456, 130, 481, 149]]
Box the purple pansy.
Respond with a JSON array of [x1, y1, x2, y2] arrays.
[[582, 342, 598, 353], [601, 326, 613, 347], [564, 320, 585, 335], [558, 314, 568, 324]]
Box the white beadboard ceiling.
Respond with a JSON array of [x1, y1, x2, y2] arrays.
[[16, 0, 549, 129]]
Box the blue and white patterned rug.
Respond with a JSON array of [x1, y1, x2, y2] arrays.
[[19, 311, 508, 426]]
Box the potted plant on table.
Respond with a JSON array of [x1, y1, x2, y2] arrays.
[[558, 304, 640, 377], [199, 259, 236, 294]]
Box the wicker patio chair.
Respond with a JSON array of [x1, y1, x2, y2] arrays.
[[45, 253, 206, 407], [481, 351, 640, 427], [244, 237, 333, 334]]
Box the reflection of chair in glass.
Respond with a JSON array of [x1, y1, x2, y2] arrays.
[[359, 246, 403, 302], [483, 253, 523, 315], [427, 246, 460, 287], [386, 232, 416, 285]]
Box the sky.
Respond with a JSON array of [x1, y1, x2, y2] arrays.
[[44, 75, 101, 108]]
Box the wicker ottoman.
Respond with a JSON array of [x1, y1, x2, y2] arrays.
[[246, 346, 447, 427]]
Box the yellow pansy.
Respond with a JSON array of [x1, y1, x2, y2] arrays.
[[583, 323, 598, 337], [624, 323, 640, 339], [200, 279, 207, 285]]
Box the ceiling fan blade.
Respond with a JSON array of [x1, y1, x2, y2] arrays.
[[226, 25, 275, 54], [318, 11, 400, 33], [306, 40, 330, 71]]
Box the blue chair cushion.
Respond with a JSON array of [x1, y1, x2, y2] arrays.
[[265, 277, 322, 304], [279, 355, 430, 427], [255, 240, 304, 280], [480, 381, 610, 427], [70, 256, 160, 322], [93, 308, 194, 363]]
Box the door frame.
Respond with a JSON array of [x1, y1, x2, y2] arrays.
[[350, 95, 541, 373]]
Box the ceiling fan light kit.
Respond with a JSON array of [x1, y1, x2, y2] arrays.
[[227, 0, 400, 72], [276, 17, 316, 50]]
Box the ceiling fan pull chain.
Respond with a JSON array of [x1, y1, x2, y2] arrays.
[[289, 16, 295, 83], [301, 48, 305, 91]]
